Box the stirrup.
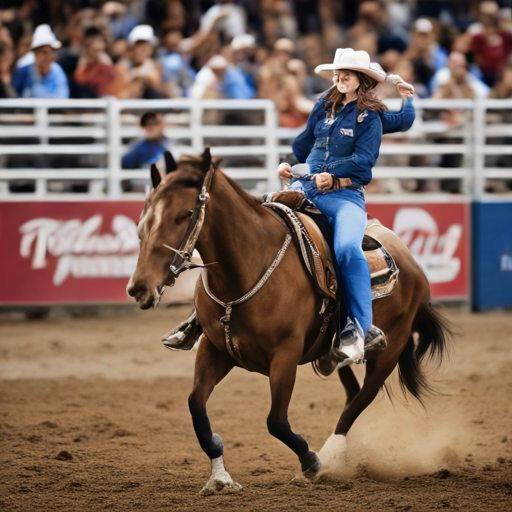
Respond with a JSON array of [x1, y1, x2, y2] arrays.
[[162, 309, 202, 351], [330, 318, 365, 367], [364, 325, 387, 352]]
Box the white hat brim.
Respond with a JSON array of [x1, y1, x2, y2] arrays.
[[31, 40, 62, 50], [314, 63, 386, 83]]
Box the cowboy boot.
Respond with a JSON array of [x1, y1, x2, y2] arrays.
[[364, 325, 387, 352], [330, 318, 365, 367], [162, 309, 202, 351]]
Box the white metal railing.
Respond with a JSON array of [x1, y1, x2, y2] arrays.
[[0, 97, 511, 202]]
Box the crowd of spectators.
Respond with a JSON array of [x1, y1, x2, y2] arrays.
[[1, 0, 512, 193], [2, 1, 512, 112]]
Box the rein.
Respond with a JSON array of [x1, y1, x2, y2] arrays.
[[201, 233, 292, 359]]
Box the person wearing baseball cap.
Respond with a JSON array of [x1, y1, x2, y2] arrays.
[[116, 24, 161, 96], [277, 48, 416, 365], [12, 24, 69, 98]]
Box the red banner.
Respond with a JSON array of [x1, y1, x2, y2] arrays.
[[368, 201, 470, 300], [0, 200, 470, 305]]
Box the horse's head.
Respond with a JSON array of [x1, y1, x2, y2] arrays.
[[127, 148, 214, 309]]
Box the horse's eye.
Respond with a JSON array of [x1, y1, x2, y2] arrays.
[[176, 209, 193, 223]]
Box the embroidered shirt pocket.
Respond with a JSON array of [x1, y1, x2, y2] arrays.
[[339, 128, 354, 137]]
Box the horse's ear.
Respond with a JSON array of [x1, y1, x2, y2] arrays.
[[150, 163, 162, 188], [164, 151, 177, 173], [202, 146, 212, 172]]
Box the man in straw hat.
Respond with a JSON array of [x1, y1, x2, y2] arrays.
[[12, 24, 69, 98], [276, 48, 415, 365]]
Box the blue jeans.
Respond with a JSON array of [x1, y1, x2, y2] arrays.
[[303, 180, 372, 336]]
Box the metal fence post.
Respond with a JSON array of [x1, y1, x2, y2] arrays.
[[190, 101, 203, 153], [107, 97, 121, 198], [473, 98, 486, 201], [35, 105, 48, 196], [266, 102, 280, 192], [461, 108, 472, 195]]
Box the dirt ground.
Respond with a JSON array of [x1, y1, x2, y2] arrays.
[[0, 305, 511, 512]]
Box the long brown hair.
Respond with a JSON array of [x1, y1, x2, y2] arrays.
[[323, 71, 387, 116]]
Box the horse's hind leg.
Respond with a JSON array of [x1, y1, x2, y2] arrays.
[[267, 350, 322, 477], [319, 329, 411, 471], [338, 366, 361, 406], [188, 335, 240, 494]]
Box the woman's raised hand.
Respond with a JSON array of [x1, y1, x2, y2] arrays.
[[314, 172, 333, 191], [397, 81, 415, 100], [278, 162, 293, 179]]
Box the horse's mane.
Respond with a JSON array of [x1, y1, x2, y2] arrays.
[[223, 173, 264, 211], [176, 155, 263, 211]]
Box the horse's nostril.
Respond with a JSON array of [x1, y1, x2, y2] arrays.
[[128, 284, 146, 298]]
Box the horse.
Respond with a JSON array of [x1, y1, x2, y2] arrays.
[[127, 148, 452, 494]]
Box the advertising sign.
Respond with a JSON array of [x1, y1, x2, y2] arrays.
[[0, 202, 199, 305], [472, 202, 512, 309], [368, 201, 470, 300], [0, 200, 470, 305]]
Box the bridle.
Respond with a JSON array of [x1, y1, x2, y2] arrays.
[[160, 159, 292, 362], [163, 162, 217, 279]]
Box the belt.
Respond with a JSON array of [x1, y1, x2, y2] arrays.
[[304, 174, 364, 193]]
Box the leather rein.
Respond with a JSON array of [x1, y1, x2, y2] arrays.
[[163, 163, 292, 360]]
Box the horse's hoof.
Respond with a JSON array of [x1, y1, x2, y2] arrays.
[[299, 450, 322, 479], [317, 434, 347, 474], [200, 475, 242, 496]]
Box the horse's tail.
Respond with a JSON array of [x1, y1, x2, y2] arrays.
[[397, 301, 454, 404]]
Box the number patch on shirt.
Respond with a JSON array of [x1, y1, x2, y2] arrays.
[[340, 128, 354, 137]]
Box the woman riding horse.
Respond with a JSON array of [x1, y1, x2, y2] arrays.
[[162, 51, 415, 351], [128, 48, 452, 491], [277, 48, 415, 366]]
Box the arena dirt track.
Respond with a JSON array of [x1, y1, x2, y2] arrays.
[[1, 306, 511, 511]]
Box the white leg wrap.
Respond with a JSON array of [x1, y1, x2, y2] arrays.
[[317, 434, 347, 474], [200, 456, 243, 495]]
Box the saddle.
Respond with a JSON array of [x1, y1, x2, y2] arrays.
[[265, 191, 399, 304]]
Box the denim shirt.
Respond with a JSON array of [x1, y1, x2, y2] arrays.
[[292, 97, 415, 186], [292, 100, 381, 186]]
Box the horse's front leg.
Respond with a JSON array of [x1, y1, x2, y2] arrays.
[[267, 348, 322, 478], [188, 335, 240, 495]]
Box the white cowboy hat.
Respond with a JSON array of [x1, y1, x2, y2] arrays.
[[30, 24, 62, 50], [314, 48, 386, 83], [414, 18, 433, 33], [206, 55, 228, 70], [231, 34, 256, 51], [128, 24, 158, 46]]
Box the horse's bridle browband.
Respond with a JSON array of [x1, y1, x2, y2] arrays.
[[164, 162, 217, 278]]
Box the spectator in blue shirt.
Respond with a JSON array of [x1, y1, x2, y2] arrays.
[[159, 30, 196, 98], [190, 55, 256, 100], [12, 24, 69, 99], [122, 112, 170, 169]]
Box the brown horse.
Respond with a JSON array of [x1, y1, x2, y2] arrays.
[[128, 148, 452, 494]]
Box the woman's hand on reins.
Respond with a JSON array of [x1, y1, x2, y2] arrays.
[[314, 172, 334, 191], [278, 162, 293, 179]]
